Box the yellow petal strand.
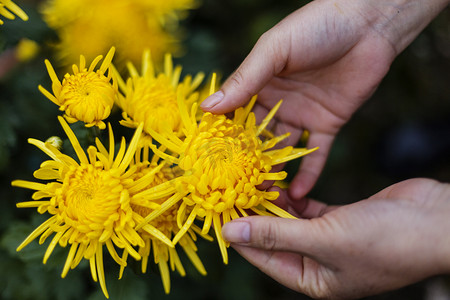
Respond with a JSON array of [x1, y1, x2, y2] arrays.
[[44, 60, 61, 91], [169, 247, 185, 275], [11, 180, 46, 191], [16, 201, 48, 208], [89, 257, 98, 282], [142, 224, 174, 248], [118, 250, 129, 280], [191, 72, 205, 92], [262, 171, 287, 181], [38, 85, 60, 105], [172, 65, 182, 87], [112, 65, 126, 95], [201, 210, 213, 235], [99, 47, 115, 74], [71, 243, 87, 269], [177, 86, 192, 132], [237, 207, 249, 217], [270, 147, 319, 165], [230, 208, 240, 220], [209, 73, 217, 96], [137, 192, 184, 230], [235, 95, 257, 125], [96, 245, 109, 299], [250, 206, 274, 217], [105, 240, 126, 266], [17, 216, 57, 251], [142, 50, 153, 77], [4, 0, 28, 20], [146, 127, 181, 154], [172, 205, 200, 245], [261, 132, 290, 151], [28, 139, 59, 161], [190, 225, 214, 242], [132, 178, 177, 201], [58, 116, 88, 164], [42, 230, 64, 264], [261, 200, 297, 219], [148, 143, 179, 165], [213, 213, 228, 264], [33, 168, 60, 180], [177, 201, 187, 229], [107, 123, 115, 166], [164, 53, 173, 79], [88, 54, 103, 73], [256, 100, 282, 136], [181, 243, 207, 275], [128, 163, 165, 195], [61, 242, 78, 278], [111, 137, 126, 169], [117, 123, 143, 173], [159, 260, 171, 294]]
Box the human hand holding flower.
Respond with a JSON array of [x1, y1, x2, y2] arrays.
[[222, 178, 450, 299], [201, 0, 449, 200]]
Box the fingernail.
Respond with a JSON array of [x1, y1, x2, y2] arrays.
[[222, 221, 250, 243], [200, 91, 224, 109]]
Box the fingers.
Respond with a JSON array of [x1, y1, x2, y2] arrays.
[[231, 244, 307, 293], [222, 216, 323, 256], [201, 29, 289, 114], [289, 132, 335, 200]]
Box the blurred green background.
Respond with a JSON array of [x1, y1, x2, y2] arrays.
[[1, 0, 449, 299]]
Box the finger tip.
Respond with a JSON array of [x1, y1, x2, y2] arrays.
[[200, 91, 224, 111]]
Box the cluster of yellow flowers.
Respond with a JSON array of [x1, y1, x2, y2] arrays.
[[40, 0, 197, 69], [12, 49, 317, 298]]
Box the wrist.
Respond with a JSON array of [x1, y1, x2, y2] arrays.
[[353, 0, 449, 55]]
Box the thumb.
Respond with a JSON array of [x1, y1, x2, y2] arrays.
[[200, 30, 289, 114], [222, 215, 324, 256]]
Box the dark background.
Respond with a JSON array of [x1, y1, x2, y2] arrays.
[[0, 0, 449, 299]]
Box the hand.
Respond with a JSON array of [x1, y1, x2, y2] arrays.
[[222, 178, 450, 299], [201, 0, 449, 200]]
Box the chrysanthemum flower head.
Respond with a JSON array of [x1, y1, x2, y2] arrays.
[[0, 0, 28, 25], [40, 0, 197, 68], [11, 117, 175, 298], [39, 47, 117, 130], [120, 148, 208, 294], [134, 74, 318, 264], [115, 51, 204, 136]]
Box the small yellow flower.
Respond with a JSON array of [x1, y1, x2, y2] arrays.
[[11, 117, 173, 298], [0, 0, 28, 25], [120, 147, 208, 293], [134, 74, 318, 264], [115, 51, 204, 136], [15, 38, 40, 62], [39, 47, 117, 130]]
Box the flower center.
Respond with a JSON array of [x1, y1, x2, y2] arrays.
[[59, 164, 123, 234]]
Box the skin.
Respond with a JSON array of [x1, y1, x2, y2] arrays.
[[201, 0, 450, 298]]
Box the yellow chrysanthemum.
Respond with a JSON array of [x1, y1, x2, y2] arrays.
[[0, 0, 28, 25], [39, 47, 117, 130], [119, 147, 208, 293], [115, 51, 204, 135], [40, 0, 197, 68], [134, 75, 318, 264], [11, 117, 174, 298]]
